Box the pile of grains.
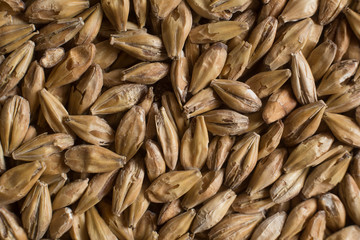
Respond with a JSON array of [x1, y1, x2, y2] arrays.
[[0, 0, 360, 239]]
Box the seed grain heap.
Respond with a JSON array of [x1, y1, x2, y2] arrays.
[[0, 0, 360, 239]]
